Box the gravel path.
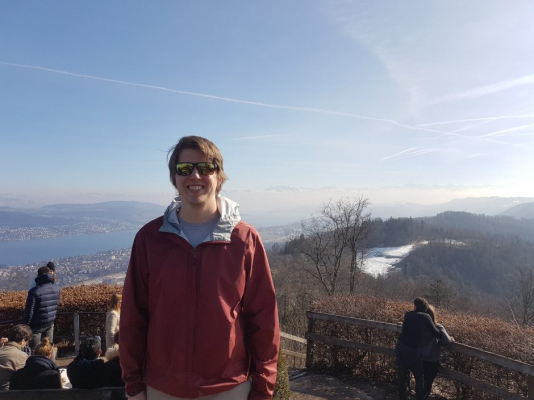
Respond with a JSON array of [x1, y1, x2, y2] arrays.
[[57, 359, 400, 399], [290, 371, 398, 400]]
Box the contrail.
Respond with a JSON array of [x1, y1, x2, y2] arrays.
[[415, 115, 534, 127], [386, 148, 442, 162], [0, 61, 446, 135], [380, 147, 418, 161], [435, 73, 534, 103], [416, 107, 534, 141], [230, 134, 291, 141], [5, 61, 533, 146], [483, 137, 534, 150], [478, 122, 534, 138]]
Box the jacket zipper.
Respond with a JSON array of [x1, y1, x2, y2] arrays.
[[188, 245, 197, 372]]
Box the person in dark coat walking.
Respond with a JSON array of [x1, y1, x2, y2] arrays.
[[23, 266, 61, 353], [10, 337, 61, 390]]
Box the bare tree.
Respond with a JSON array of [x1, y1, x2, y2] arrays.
[[426, 279, 455, 309], [344, 198, 371, 294], [296, 197, 371, 296], [516, 267, 534, 326]]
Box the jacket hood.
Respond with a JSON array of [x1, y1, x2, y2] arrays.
[[25, 355, 57, 373], [35, 273, 54, 285], [159, 196, 241, 242]]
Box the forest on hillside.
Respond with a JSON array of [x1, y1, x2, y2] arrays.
[[273, 206, 534, 329], [366, 212, 534, 297]]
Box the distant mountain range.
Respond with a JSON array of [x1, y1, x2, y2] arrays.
[[370, 196, 534, 219], [500, 202, 534, 219], [0, 201, 165, 241], [0, 197, 533, 242], [0, 201, 164, 227], [40, 201, 165, 225]]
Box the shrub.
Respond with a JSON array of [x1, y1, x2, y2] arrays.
[[273, 352, 291, 400]]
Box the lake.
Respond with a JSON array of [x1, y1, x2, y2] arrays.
[[0, 230, 138, 266]]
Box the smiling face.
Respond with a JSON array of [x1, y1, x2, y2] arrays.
[[174, 148, 219, 212]]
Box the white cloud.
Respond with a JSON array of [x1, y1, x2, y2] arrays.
[[323, 1, 534, 116]]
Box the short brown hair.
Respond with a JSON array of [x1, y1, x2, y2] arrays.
[[8, 324, 33, 343], [167, 136, 228, 195]]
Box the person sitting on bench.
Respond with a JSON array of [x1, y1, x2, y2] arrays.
[[10, 337, 61, 390], [67, 336, 124, 389]]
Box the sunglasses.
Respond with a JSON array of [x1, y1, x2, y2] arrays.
[[175, 162, 218, 176]]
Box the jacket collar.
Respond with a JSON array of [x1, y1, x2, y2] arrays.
[[4, 341, 23, 350], [159, 196, 241, 243], [26, 355, 57, 371]]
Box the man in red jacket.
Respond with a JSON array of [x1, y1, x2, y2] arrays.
[[120, 136, 280, 400]]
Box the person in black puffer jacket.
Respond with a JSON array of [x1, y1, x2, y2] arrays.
[[23, 266, 61, 354], [10, 337, 61, 390]]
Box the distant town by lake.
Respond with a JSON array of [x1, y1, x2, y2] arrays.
[[0, 230, 138, 267]]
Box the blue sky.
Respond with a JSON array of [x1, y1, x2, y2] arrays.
[[1, 1, 534, 224]]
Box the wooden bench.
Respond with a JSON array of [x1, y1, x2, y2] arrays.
[[0, 387, 126, 399]]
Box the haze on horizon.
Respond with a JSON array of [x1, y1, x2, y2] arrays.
[[1, 1, 534, 217]]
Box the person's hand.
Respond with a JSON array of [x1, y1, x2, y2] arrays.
[[127, 391, 147, 400], [0, 338, 7, 346]]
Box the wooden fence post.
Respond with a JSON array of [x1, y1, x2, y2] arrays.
[[528, 375, 534, 399], [305, 313, 315, 369], [74, 313, 80, 354]]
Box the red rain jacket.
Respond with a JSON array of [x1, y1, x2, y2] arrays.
[[120, 201, 279, 399]]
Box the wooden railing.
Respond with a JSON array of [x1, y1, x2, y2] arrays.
[[280, 331, 307, 368], [0, 387, 125, 399], [305, 310, 534, 400]]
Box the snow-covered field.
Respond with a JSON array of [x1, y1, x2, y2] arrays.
[[364, 244, 415, 276]]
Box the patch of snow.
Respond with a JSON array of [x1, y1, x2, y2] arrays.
[[364, 244, 415, 277]]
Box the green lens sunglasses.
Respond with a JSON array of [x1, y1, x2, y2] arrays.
[[175, 162, 218, 176]]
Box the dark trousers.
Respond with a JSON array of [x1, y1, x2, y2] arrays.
[[396, 343, 425, 400], [29, 324, 54, 356], [423, 360, 440, 398]]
